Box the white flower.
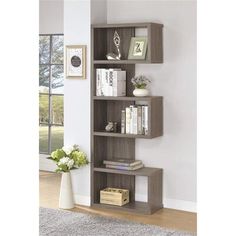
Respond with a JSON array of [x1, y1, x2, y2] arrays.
[[58, 157, 74, 169], [58, 157, 69, 165], [67, 159, 74, 169], [62, 146, 74, 155]]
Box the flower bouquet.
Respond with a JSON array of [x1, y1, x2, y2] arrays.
[[48, 144, 89, 172]]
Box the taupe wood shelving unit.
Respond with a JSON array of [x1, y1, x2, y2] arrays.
[[91, 22, 164, 214]]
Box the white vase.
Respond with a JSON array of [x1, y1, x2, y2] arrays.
[[59, 172, 74, 209], [133, 88, 149, 97]]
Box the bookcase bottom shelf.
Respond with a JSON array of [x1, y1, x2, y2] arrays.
[[92, 201, 163, 215]]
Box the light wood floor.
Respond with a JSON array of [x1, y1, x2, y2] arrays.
[[39, 171, 197, 233]]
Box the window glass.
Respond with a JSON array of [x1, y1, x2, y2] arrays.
[[51, 95, 64, 125], [39, 94, 49, 123], [51, 35, 64, 64], [39, 125, 49, 153], [39, 65, 50, 93], [51, 126, 64, 152], [39, 36, 50, 64], [51, 65, 64, 94]]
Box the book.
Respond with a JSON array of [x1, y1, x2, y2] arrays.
[[142, 105, 149, 135], [144, 105, 148, 135], [96, 69, 101, 96], [137, 106, 142, 135], [129, 105, 134, 134], [112, 71, 126, 96], [121, 110, 126, 134], [103, 159, 142, 167], [106, 163, 144, 171], [125, 107, 131, 134], [132, 106, 138, 134], [95, 68, 125, 96]]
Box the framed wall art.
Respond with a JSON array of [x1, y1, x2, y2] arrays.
[[66, 45, 86, 79], [128, 37, 147, 60]]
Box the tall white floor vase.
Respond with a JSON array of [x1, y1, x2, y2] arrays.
[[59, 172, 74, 209]]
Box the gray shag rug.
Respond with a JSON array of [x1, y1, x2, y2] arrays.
[[39, 207, 196, 236]]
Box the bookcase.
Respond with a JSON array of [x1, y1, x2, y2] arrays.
[[91, 22, 164, 214]]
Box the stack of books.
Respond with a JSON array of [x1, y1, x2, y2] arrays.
[[96, 68, 126, 96], [121, 105, 149, 135], [103, 159, 144, 171]]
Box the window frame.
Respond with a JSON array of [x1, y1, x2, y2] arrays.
[[39, 33, 64, 154]]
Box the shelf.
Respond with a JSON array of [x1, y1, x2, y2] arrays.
[[92, 22, 163, 29], [93, 60, 153, 64], [93, 166, 161, 177], [93, 96, 162, 101], [92, 201, 162, 214], [93, 131, 151, 139]]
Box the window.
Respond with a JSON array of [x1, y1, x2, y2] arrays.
[[39, 34, 64, 154]]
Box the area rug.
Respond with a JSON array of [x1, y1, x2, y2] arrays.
[[39, 207, 196, 236]]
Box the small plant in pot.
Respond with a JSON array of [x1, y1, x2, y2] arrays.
[[131, 75, 151, 97], [48, 144, 89, 209]]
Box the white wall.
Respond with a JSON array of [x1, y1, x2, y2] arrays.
[[64, 0, 107, 206], [39, 0, 64, 34], [107, 0, 197, 212]]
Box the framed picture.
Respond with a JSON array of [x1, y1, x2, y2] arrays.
[[128, 37, 147, 60], [66, 45, 86, 79]]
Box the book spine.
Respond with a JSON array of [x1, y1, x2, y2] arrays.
[[132, 107, 138, 135], [117, 71, 126, 97], [103, 161, 130, 167], [113, 71, 118, 96], [142, 106, 145, 135], [121, 110, 126, 134], [106, 164, 144, 170], [100, 69, 106, 96], [96, 69, 100, 96], [108, 70, 113, 96], [105, 70, 109, 96], [144, 105, 148, 135], [137, 106, 142, 135], [125, 107, 131, 134], [129, 105, 134, 134], [103, 160, 142, 167]]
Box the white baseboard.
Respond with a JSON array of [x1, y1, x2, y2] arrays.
[[135, 193, 196, 213], [74, 194, 90, 206], [164, 198, 196, 212]]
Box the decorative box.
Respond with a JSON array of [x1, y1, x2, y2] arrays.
[[100, 187, 129, 206]]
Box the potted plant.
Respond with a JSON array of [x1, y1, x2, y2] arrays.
[[49, 144, 89, 209], [131, 75, 151, 97]]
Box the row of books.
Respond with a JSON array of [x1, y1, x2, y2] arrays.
[[103, 159, 144, 171], [121, 105, 149, 135], [96, 68, 126, 96]]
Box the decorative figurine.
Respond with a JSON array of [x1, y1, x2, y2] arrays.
[[106, 31, 121, 60], [105, 121, 118, 132]]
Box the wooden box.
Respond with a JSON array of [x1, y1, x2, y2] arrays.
[[100, 187, 129, 206]]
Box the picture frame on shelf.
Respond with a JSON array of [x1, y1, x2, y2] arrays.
[[128, 37, 147, 60], [66, 45, 86, 79]]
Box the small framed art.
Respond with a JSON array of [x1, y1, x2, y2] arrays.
[[66, 45, 86, 79], [128, 37, 147, 60]]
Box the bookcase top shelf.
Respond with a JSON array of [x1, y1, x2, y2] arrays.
[[93, 60, 155, 64], [93, 96, 163, 101], [94, 166, 162, 177], [92, 22, 163, 29]]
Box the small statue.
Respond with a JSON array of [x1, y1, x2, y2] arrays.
[[105, 121, 118, 132], [106, 31, 121, 60]]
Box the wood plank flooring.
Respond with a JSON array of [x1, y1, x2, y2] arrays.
[[39, 171, 197, 233]]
